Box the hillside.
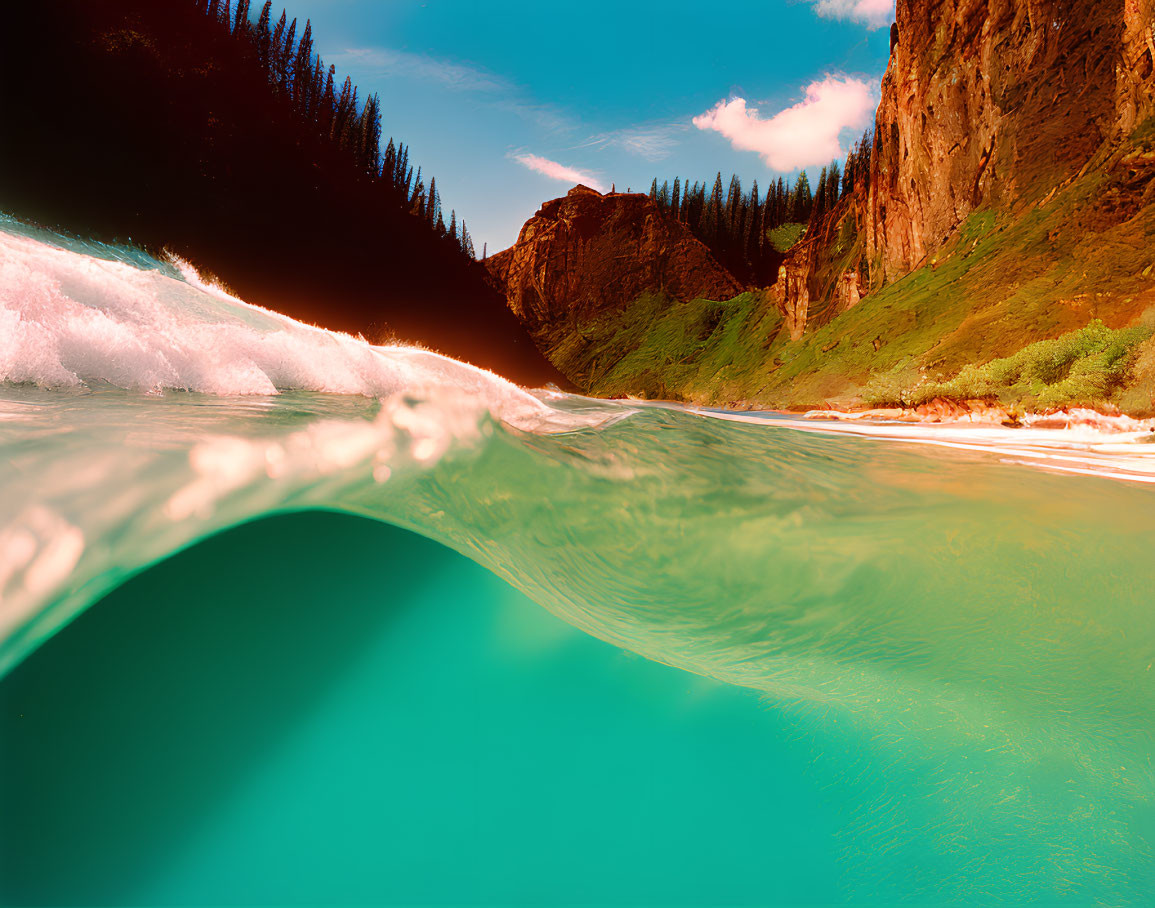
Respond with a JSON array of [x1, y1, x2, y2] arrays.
[[0, 0, 567, 387], [495, 0, 1155, 413], [486, 186, 742, 335]]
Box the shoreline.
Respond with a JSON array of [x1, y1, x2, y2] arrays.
[[623, 394, 1155, 435], [793, 398, 1155, 434]]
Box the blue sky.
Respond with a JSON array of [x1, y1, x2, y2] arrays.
[[282, 0, 895, 252]]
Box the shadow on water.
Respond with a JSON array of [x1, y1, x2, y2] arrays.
[[0, 510, 847, 906], [0, 511, 429, 905]]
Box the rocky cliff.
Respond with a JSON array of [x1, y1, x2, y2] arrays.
[[486, 185, 742, 335], [777, 0, 1155, 341], [866, 0, 1155, 284], [496, 0, 1155, 413]]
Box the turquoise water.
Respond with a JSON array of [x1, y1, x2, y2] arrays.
[[2, 513, 848, 906], [3, 218, 1155, 904]]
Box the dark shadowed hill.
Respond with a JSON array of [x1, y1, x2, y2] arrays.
[[0, 0, 568, 388]]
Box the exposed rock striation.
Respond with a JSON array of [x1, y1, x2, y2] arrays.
[[779, 0, 1155, 333], [773, 194, 869, 338], [486, 185, 742, 333], [866, 0, 1155, 283], [494, 0, 1155, 411]]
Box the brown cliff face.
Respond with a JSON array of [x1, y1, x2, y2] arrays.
[[776, 0, 1155, 336], [1119, 0, 1155, 132], [487, 185, 742, 333], [866, 0, 1155, 283], [774, 193, 870, 338]]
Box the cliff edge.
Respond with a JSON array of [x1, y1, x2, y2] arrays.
[[486, 186, 742, 336]]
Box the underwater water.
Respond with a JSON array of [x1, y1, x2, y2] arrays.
[[2, 217, 1155, 905]]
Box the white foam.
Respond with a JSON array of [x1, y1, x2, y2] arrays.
[[0, 223, 612, 433], [692, 407, 1155, 485]]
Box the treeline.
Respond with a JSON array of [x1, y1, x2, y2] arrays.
[[647, 130, 875, 284], [192, 0, 475, 258]]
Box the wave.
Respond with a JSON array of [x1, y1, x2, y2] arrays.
[[0, 215, 611, 432], [1, 512, 866, 905], [3, 216, 1155, 901]]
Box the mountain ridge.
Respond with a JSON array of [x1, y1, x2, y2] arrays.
[[496, 0, 1155, 414], [485, 185, 743, 336]]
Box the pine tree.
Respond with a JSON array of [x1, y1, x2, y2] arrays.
[[396, 143, 412, 197], [292, 20, 313, 104], [725, 174, 741, 237], [705, 173, 724, 243], [410, 167, 424, 217], [359, 94, 381, 173], [670, 177, 681, 220], [318, 64, 336, 136], [761, 181, 773, 245], [270, 12, 287, 83], [427, 176, 440, 228], [747, 180, 761, 262], [381, 138, 397, 192], [255, 1, 272, 65], [307, 55, 323, 120], [338, 84, 358, 151], [279, 17, 297, 88], [194, 0, 469, 255], [825, 163, 840, 210], [792, 170, 812, 222], [331, 75, 352, 141], [233, 0, 251, 34], [812, 166, 828, 226]]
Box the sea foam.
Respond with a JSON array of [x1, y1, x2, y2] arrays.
[[0, 219, 606, 434]]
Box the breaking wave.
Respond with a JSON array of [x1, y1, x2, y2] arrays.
[[3, 215, 1155, 902]]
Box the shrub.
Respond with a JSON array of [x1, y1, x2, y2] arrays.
[[908, 321, 1151, 409]]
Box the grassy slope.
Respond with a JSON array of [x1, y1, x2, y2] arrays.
[[544, 125, 1155, 414]]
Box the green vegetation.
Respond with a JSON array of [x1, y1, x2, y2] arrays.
[[767, 223, 807, 253], [544, 291, 783, 403], [545, 139, 1155, 414], [540, 116, 1155, 415], [644, 132, 871, 283], [864, 321, 1152, 409]]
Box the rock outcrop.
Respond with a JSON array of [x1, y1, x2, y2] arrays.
[[773, 193, 869, 338], [775, 247, 812, 341], [778, 0, 1155, 335], [492, 0, 1155, 412], [866, 0, 1155, 283], [1118, 0, 1155, 134], [486, 185, 742, 333]]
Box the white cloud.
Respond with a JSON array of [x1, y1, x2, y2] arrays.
[[332, 49, 575, 136], [811, 0, 894, 28], [495, 100, 576, 135], [572, 124, 685, 161], [692, 77, 877, 172], [512, 154, 606, 192], [331, 48, 511, 93]]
